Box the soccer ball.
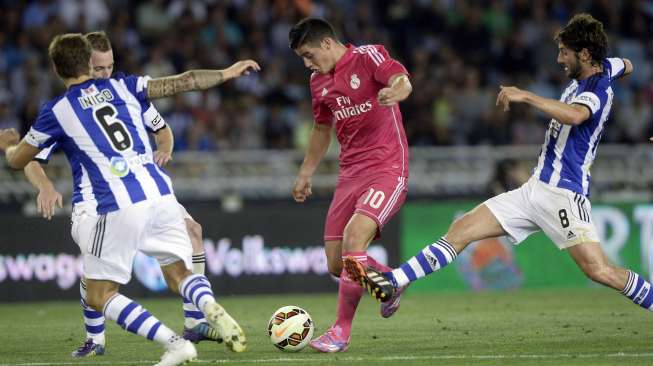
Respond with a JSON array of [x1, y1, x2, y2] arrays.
[[267, 305, 314, 352]]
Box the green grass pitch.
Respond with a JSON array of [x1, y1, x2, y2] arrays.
[[1, 288, 652, 366]]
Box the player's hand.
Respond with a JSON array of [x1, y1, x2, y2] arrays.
[[292, 175, 313, 203], [378, 87, 407, 106], [154, 150, 172, 166], [496, 85, 529, 111], [226, 60, 261, 79], [0, 128, 20, 151], [37, 185, 63, 220]]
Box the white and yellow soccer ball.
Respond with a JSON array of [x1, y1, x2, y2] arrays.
[[267, 305, 314, 352]]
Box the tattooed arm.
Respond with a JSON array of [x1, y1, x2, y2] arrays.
[[147, 59, 261, 99]]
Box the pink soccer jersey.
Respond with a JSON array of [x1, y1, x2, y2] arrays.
[[310, 44, 410, 179]]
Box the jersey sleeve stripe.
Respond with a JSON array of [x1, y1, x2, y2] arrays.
[[25, 128, 53, 148], [367, 49, 382, 66], [136, 75, 151, 93], [370, 47, 386, 63], [355, 45, 386, 66]]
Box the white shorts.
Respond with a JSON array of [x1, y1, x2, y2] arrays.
[[71, 195, 193, 284], [178, 203, 193, 221], [484, 177, 599, 250]]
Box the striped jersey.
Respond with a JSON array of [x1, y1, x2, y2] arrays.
[[25, 74, 171, 214], [533, 57, 626, 196]]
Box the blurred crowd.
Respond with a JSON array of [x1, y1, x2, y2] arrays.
[[1, 0, 652, 152]]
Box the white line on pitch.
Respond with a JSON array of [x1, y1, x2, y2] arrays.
[[3, 353, 653, 365]]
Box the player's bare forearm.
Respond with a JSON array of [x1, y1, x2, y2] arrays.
[[147, 70, 224, 99], [523, 92, 589, 125], [152, 126, 174, 166], [24, 161, 54, 192], [298, 123, 331, 178], [378, 74, 412, 106], [389, 74, 412, 101], [622, 58, 633, 77], [154, 126, 174, 155], [6, 142, 40, 170], [497, 86, 588, 125], [147, 60, 260, 99]]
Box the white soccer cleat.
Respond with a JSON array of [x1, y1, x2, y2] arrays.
[[154, 339, 197, 366], [204, 302, 247, 352]]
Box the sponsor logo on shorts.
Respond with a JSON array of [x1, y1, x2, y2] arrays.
[[566, 231, 576, 240]]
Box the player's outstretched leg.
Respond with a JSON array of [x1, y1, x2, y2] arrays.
[[347, 237, 459, 303], [179, 274, 246, 352], [100, 293, 197, 366], [72, 278, 106, 357], [180, 220, 223, 344], [366, 256, 406, 318]]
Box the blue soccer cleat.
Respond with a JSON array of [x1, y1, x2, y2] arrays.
[[71, 339, 105, 357], [183, 322, 223, 344]]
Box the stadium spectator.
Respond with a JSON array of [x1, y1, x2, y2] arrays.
[[0, 1, 650, 150]]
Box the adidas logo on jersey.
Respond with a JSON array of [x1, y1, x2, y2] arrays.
[[321, 88, 328, 96], [567, 231, 576, 240]]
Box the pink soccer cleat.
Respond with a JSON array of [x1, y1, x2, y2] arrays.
[[308, 325, 350, 353], [380, 285, 406, 318]]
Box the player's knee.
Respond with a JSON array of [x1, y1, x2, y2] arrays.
[[342, 229, 369, 252]]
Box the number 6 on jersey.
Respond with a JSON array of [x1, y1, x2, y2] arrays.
[[93, 105, 132, 151]]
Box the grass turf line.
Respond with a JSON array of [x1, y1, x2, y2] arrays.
[[0, 288, 651, 366]]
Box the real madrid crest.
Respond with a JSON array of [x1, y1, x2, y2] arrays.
[[350, 74, 360, 89]]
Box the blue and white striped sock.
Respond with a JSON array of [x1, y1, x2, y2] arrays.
[[622, 270, 653, 311], [183, 297, 206, 328], [179, 274, 216, 313], [183, 253, 207, 328], [80, 279, 105, 345], [391, 237, 458, 287], [103, 294, 175, 345]]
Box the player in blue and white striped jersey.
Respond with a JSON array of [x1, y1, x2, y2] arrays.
[[0, 33, 258, 366], [345, 14, 653, 323], [21, 31, 224, 358]]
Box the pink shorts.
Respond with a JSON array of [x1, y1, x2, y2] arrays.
[[324, 174, 408, 241]]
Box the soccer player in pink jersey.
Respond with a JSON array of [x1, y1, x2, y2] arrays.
[[289, 18, 413, 352]]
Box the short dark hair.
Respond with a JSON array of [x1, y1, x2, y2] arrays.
[[554, 13, 608, 64], [85, 31, 112, 52], [48, 33, 92, 79], [288, 17, 337, 50]]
